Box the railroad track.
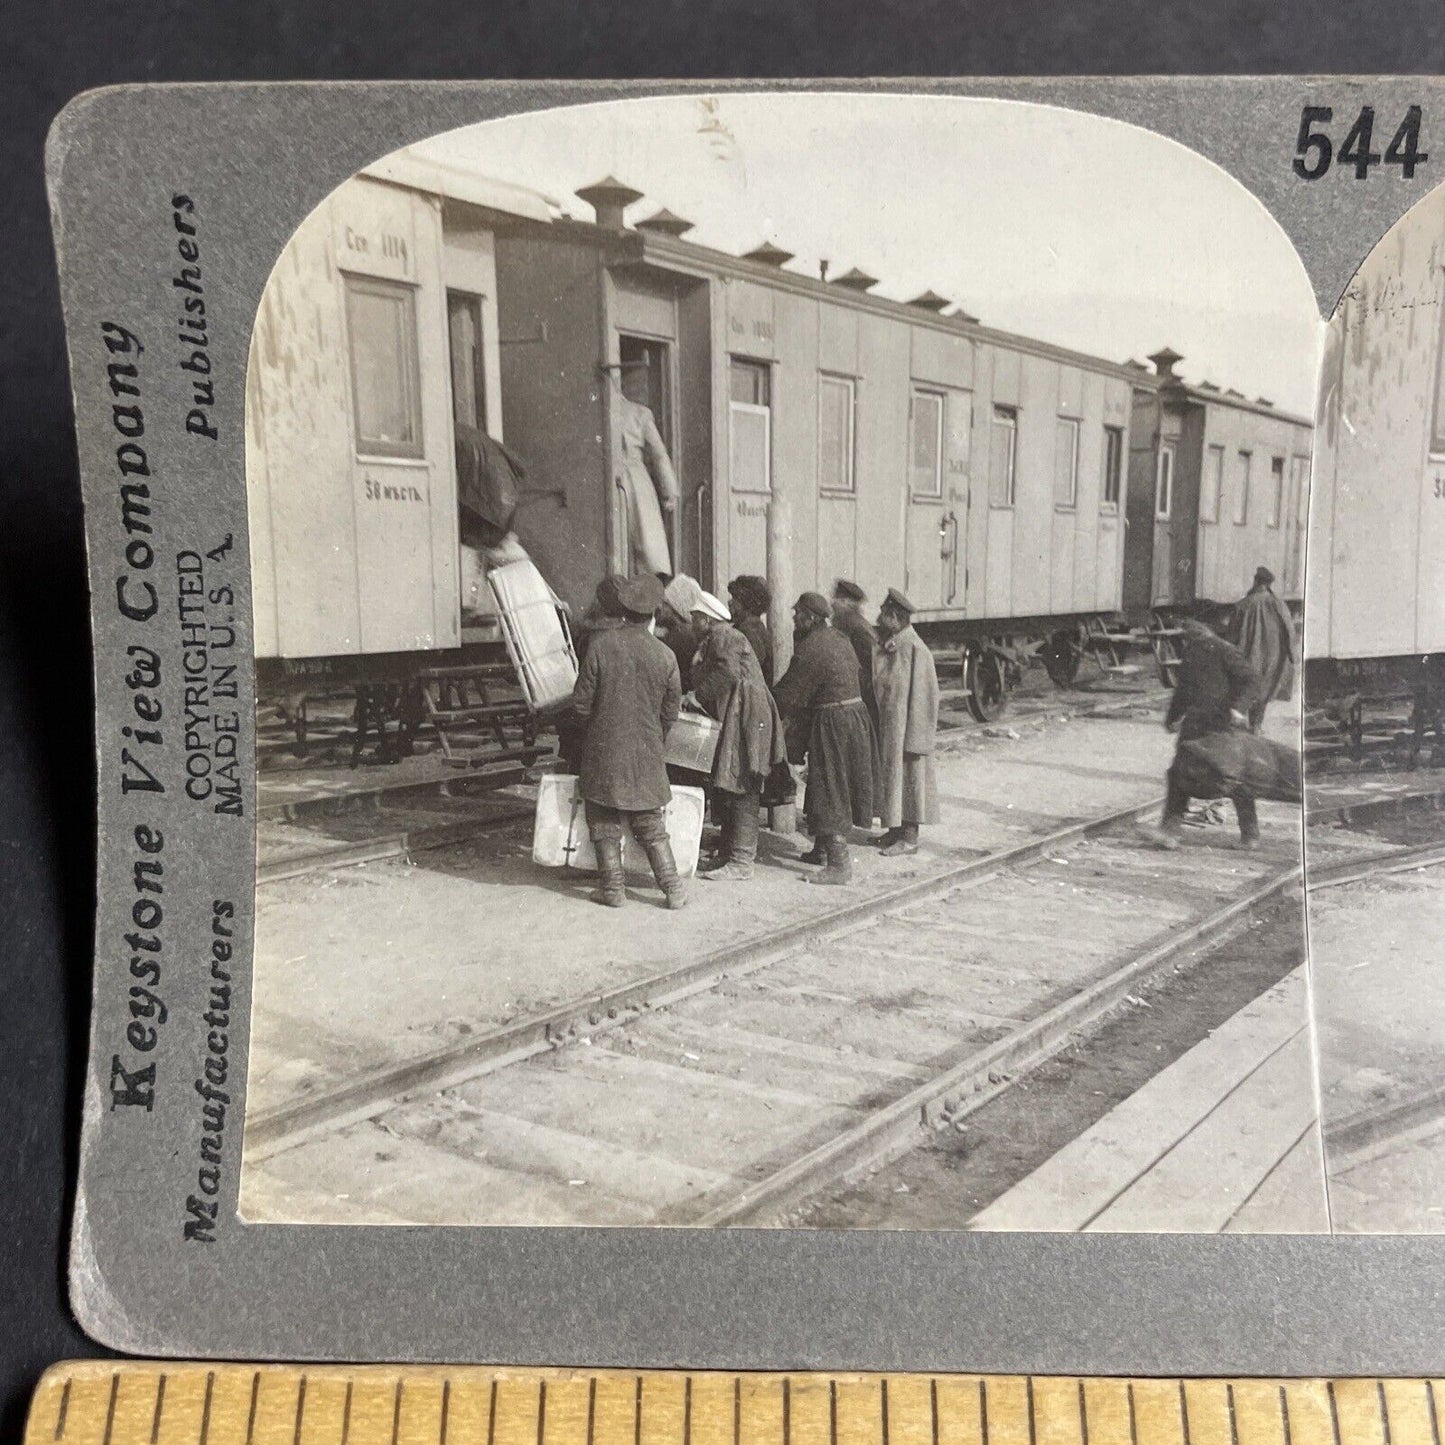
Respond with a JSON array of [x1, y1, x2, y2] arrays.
[[245, 794, 1319, 1229]]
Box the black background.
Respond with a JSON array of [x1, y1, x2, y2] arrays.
[[6, 4, 1445, 1440]]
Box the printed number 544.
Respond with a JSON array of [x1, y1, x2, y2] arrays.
[[1293, 105, 1427, 180]]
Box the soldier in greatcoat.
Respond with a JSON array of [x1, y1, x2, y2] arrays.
[[687, 591, 787, 881], [569, 573, 686, 909], [831, 579, 878, 728], [1140, 618, 1264, 851], [1228, 566, 1296, 731], [773, 592, 879, 885], [871, 589, 941, 856]]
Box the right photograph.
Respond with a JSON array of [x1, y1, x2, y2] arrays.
[[1306, 181, 1445, 1233]]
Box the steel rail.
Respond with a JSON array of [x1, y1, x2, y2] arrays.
[[245, 793, 1165, 1159]]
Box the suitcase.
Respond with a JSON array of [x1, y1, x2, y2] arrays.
[[665, 709, 722, 773], [1175, 730, 1303, 804], [531, 773, 706, 877], [487, 559, 578, 711]]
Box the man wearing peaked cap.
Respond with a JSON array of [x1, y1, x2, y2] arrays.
[[871, 587, 940, 856], [773, 593, 879, 885], [569, 572, 687, 911], [831, 579, 878, 729]]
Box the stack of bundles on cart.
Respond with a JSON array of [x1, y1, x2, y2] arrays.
[[1176, 731, 1303, 804], [487, 559, 579, 710]]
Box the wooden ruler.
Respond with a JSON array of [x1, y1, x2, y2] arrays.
[[22, 1364, 1445, 1445]]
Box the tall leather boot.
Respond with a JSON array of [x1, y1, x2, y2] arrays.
[[880, 823, 919, 858], [808, 833, 853, 886], [590, 838, 626, 908], [642, 836, 689, 910], [699, 797, 735, 873], [705, 794, 757, 881]]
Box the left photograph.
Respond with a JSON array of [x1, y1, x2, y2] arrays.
[[238, 93, 1323, 1230]]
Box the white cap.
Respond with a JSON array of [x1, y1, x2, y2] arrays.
[[690, 590, 731, 622]]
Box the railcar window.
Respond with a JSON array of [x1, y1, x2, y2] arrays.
[[989, 406, 1018, 508], [729, 358, 772, 496], [1154, 441, 1174, 521], [820, 374, 857, 493], [1054, 416, 1080, 508], [1101, 425, 1123, 510], [1232, 450, 1251, 524], [344, 275, 423, 460], [909, 387, 944, 498], [1201, 444, 1225, 523], [1268, 456, 1285, 527]]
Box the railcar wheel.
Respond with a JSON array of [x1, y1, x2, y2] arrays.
[[965, 648, 1009, 723], [1042, 629, 1081, 688]]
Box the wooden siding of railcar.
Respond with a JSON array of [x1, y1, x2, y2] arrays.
[[716, 277, 1129, 634], [1308, 181, 1445, 661], [1122, 389, 1160, 615], [1195, 401, 1311, 606], [247, 177, 460, 661], [494, 234, 611, 615]]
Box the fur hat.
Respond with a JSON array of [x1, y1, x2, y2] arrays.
[[728, 574, 771, 616], [795, 591, 832, 621], [615, 573, 665, 618], [832, 578, 865, 602]]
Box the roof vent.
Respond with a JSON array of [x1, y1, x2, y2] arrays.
[[907, 289, 951, 313], [952, 308, 980, 324], [1148, 346, 1184, 381], [743, 241, 794, 267], [575, 176, 644, 229], [1124, 358, 1151, 372], [1226, 388, 1246, 399], [1199, 381, 1220, 392], [636, 207, 694, 238], [1255, 396, 1274, 407], [831, 267, 879, 291]]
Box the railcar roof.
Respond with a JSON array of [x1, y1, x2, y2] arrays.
[[1145, 379, 1313, 430]]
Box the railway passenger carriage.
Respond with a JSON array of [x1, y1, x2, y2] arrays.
[[1307, 182, 1445, 755], [245, 155, 1313, 755]]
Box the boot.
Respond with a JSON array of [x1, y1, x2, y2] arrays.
[[642, 837, 689, 910], [799, 836, 828, 866], [808, 834, 853, 886], [880, 823, 919, 858], [590, 838, 626, 908], [873, 828, 903, 849], [705, 796, 757, 881], [698, 806, 735, 873]]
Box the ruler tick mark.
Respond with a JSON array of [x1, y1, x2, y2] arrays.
[[1080, 1381, 1090, 1445], [1427, 1382, 1441, 1445], [1177, 1383, 1189, 1445], [634, 1378, 642, 1445], [342, 1384, 353, 1445], [392, 1381, 404, 1445], [103, 1374, 120, 1445], [440, 1381, 450, 1445], [53, 1379, 71, 1440], [491, 1381, 501, 1445], [829, 1382, 837, 1445], [783, 1379, 791, 1445], [295, 1376, 308, 1445], [929, 1380, 939, 1445], [1227, 1385, 1239, 1445], [540, 1381, 549, 1445], [246, 1373, 261, 1445], [151, 1374, 167, 1445], [586, 1379, 596, 1445], [686, 1379, 695, 1445], [1127, 1384, 1138, 1445], [1379, 1382, 1393, 1445], [1329, 1382, 1343, 1445], [1028, 1379, 1038, 1445], [883, 1378, 892, 1445], [980, 1380, 990, 1445], [201, 1373, 215, 1445], [1280, 1386, 1293, 1445]]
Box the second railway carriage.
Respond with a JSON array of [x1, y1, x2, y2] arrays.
[[1122, 348, 1312, 624], [1307, 181, 1445, 758], [491, 177, 1139, 718]]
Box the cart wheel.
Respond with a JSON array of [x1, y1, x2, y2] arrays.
[[1042, 630, 1081, 688], [1156, 647, 1180, 689], [965, 648, 1009, 723]]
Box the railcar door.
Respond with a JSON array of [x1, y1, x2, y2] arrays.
[[726, 357, 772, 580], [904, 384, 969, 608], [1150, 440, 1176, 604], [614, 333, 678, 576]]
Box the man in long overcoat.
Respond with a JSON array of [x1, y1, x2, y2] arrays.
[[871, 589, 941, 856], [831, 579, 878, 728], [616, 370, 680, 577], [687, 591, 787, 881], [1141, 618, 1264, 850], [773, 592, 879, 885], [1229, 566, 1295, 731], [570, 573, 686, 909]]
